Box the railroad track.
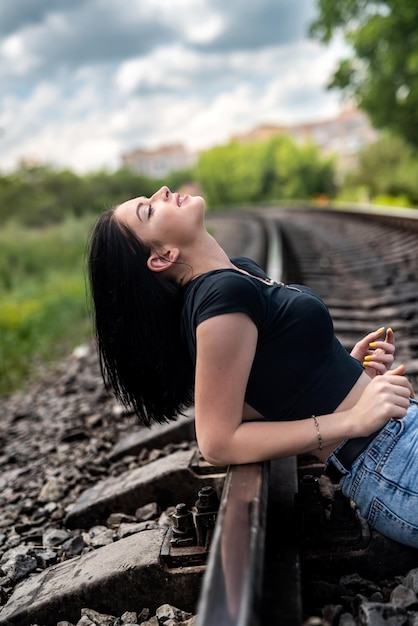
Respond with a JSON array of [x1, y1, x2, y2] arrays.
[[1, 206, 418, 625]]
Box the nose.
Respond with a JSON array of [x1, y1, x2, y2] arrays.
[[152, 185, 170, 201]]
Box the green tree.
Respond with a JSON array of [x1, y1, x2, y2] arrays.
[[0, 164, 160, 227], [195, 135, 336, 207], [344, 132, 418, 204], [310, 1, 418, 147], [195, 141, 268, 207]]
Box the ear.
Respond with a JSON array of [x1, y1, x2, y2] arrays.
[[147, 248, 180, 273]]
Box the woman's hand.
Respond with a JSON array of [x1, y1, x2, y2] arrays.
[[350, 364, 412, 437], [351, 327, 395, 378]]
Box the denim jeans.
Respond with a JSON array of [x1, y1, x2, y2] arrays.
[[325, 398, 418, 547]]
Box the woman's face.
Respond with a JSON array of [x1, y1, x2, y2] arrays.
[[114, 185, 206, 251]]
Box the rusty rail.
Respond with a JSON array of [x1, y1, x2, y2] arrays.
[[195, 219, 302, 626], [195, 462, 269, 626]]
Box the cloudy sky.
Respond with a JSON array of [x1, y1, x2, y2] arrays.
[[0, 0, 348, 173]]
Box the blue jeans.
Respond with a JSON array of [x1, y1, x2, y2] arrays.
[[325, 399, 418, 547]]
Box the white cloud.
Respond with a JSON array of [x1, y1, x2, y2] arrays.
[[0, 0, 352, 173], [0, 32, 40, 76], [140, 0, 224, 43], [115, 45, 202, 94]]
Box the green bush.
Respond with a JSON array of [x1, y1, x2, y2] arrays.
[[371, 194, 412, 208], [342, 134, 418, 206], [0, 216, 95, 394], [195, 135, 336, 207]]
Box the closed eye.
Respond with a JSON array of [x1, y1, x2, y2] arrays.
[[147, 204, 153, 219]]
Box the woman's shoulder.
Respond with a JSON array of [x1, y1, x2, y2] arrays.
[[183, 260, 263, 327], [186, 263, 259, 301], [231, 256, 266, 276]]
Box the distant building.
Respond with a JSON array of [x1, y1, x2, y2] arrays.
[[122, 109, 377, 177], [121, 143, 197, 178], [232, 108, 378, 171]]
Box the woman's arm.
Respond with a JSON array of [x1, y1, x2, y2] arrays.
[[195, 314, 411, 466]]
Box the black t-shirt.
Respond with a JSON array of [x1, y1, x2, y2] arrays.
[[182, 257, 363, 422]]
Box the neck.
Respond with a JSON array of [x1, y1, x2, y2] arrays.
[[176, 232, 236, 285]]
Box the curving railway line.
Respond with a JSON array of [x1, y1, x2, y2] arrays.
[[1, 205, 418, 626], [197, 205, 418, 626]]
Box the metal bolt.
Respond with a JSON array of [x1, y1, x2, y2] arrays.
[[171, 503, 195, 546], [298, 474, 321, 502], [195, 485, 219, 511], [194, 486, 219, 549]]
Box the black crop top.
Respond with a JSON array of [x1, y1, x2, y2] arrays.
[[182, 257, 364, 422]]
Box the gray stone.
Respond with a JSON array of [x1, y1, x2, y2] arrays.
[[135, 503, 160, 522], [61, 535, 87, 556], [65, 449, 224, 529], [80, 607, 116, 625], [322, 604, 343, 625], [76, 617, 94, 626], [158, 510, 175, 529], [42, 528, 72, 547], [340, 573, 381, 596], [137, 608, 150, 622], [38, 477, 65, 503], [120, 612, 138, 624], [338, 614, 356, 626], [141, 619, 158, 626], [33, 548, 58, 568], [108, 415, 195, 462], [86, 526, 115, 548], [117, 521, 159, 539], [1, 553, 38, 583], [180, 618, 196, 626], [404, 568, 418, 594], [390, 584, 417, 608], [155, 603, 192, 623], [358, 600, 407, 626], [107, 513, 137, 526], [0, 529, 203, 626], [147, 450, 163, 463]]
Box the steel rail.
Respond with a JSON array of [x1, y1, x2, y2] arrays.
[[195, 462, 269, 626], [195, 218, 301, 626]]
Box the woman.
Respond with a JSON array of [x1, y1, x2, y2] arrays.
[[89, 185, 418, 547]]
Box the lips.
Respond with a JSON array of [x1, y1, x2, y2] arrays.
[[175, 193, 189, 206]]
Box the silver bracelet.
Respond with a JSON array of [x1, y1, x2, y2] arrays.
[[312, 415, 323, 450]]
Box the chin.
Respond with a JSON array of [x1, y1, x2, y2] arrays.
[[197, 195, 206, 210], [185, 194, 205, 211], [196, 195, 206, 208]]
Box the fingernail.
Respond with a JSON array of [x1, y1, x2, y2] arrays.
[[369, 342, 378, 348], [387, 327, 393, 334], [375, 327, 385, 333], [363, 355, 373, 361], [363, 362, 370, 367]]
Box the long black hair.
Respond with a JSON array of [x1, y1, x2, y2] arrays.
[[88, 207, 194, 426]]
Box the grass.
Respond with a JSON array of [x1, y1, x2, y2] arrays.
[[0, 215, 97, 395]]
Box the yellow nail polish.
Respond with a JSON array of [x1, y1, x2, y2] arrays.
[[369, 342, 378, 348], [363, 362, 370, 367], [375, 327, 385, 333], [363, 355, 373, 361], [387, 327, 393, 334]]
